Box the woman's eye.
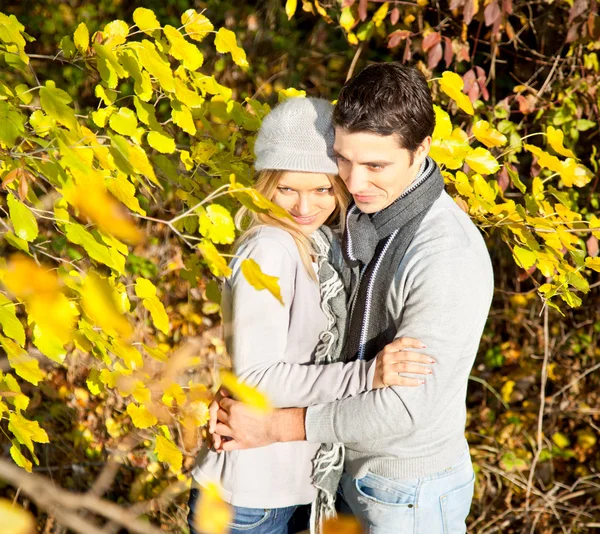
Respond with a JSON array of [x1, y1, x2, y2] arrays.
[[277, 187, 292, 193]]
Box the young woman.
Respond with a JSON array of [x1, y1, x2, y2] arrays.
[[188, 97, 433, 534]]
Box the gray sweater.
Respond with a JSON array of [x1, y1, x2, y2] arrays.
[[192, 226, 373, 508], [305, 191, 494, 480]]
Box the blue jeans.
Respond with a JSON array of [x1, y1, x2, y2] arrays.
[[339, 447, 475, 533], [187, 488, 310, 534]]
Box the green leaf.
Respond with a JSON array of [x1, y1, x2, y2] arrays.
[[0, 101, 26, 146], [119, 50, 153, 102], [64, 223, 126, 273], [59, 35, 76, 59], [39, 83, 78, 131], [214, 28, 249, 68], [147, 130, 176, 154], [240, 258, 284, 304], [95, 85, 117, 105], [15, 84, 32, 105], [109, 107, 138, 137], [4, 232, 29, 253], [92, 43, 126, 89], [9, 412, 49, 454], [155, 435, 183, 472], [163, 25, 203, 70], [73, 22, 89, 54], [7, 195, 38, 242], [133, 7, 161, 34], [86, 368, 104, 395], [0, 335, 44, 385], [29, 110, 55, 137], [0, 294, 25, 347]]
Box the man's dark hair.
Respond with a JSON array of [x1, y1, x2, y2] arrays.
[[333, 62, 435, 155]]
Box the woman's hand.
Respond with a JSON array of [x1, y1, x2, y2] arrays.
[[372, 337, 435, 389]]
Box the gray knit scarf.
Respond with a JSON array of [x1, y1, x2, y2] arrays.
[[343, 156, 444, 362], [309, 226, 350, 534]]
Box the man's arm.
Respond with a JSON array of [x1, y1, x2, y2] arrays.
[[300, 248, 493, 444]]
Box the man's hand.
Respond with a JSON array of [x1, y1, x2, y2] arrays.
[[212, 399, 306, 452]]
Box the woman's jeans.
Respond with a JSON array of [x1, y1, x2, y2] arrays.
[[187, 488, 310, 534], [339, 446, 475, 534]]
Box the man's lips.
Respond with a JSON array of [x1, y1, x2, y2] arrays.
[[291, 213, 319, 225], [354, 194, 380, 203]]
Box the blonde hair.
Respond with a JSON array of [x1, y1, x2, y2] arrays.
[[235, 170, 350, 281]]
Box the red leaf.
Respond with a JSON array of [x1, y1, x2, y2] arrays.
[[463, 0, 477, 25], [444, 37, 454, 67], [427, 42, 443, 69], [502, 0, 513, 15], [422, 32, 441, 51], [1, 168, 22, 189], [497, 165, 509, 192], [342, 0, 356, 7], [587, 235, 599, 257], [566, 22, 582, 43], [475, 66, 489, 100], [388, 30, 411, 48], [390, 7, 400, 25], [516, 94, 535, 114], [484, 1, 501, 26], [18, 174, 29, 201], [403, 38, 413, 63], [463, 69, 476, 93], [450, 0, 466, 9], [569, 0, 589, 23], [358, 0, 368, 21]]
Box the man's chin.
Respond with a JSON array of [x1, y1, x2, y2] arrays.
[[354, 198, 384, 214]]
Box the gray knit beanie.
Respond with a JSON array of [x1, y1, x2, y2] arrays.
[[254, 97, 338, 174]]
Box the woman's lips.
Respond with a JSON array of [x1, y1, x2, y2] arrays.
[[291, 213, 318, 225]]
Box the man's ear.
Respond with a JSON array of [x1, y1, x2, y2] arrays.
[[414, 136, 432, 167]]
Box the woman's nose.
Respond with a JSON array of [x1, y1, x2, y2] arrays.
[[296, 195, 311, 215]]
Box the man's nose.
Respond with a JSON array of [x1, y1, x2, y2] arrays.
[[344, 168, 366, 194]]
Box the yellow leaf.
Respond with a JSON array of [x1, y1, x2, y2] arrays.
[[546, 126, 576, 159], [340, 7, 356, 32], [182, 401, 210, 429], [132, 40, 175, 92], [135, 278, 157, 299], [106, 174, 146, 216], [323, 515, 363, 534], [127, 403, 158, 429], [133, 7, 160, 34], [0, 294, 25, 346], [7, 194, 38, 242], [240, 258, 284, 305], [10, 444, 33, 473], [2, 254, 60, 301], [524, 144, 563, 175], [501, 380, 515, 403], [558, 159, 592, 188], [220, 370, 272, 413], [111, 338, 144, 370], [472, 174, 497, 203], [142, 296, 170, 334], [0, 335, 44, 385], [67, 183, 143, 244], [277, 87, 306, 103], [163, 25, 204, 70], [147, 130, 176, 154], [198, 204, 236, 245], [103, 20, 129, 47], [196, 483, 233, 534], [181, 10, 214, 42], [286, 0, 298, 19], [585, 257, 600, 272], [91, 106, 114, 128], [9, 411, 49, 453], [230, 184, 293, 221], [39, 83, 79, 131], [109, 107, 138, 137], [73, 22, 89, 54], [373, 2, 390, 24], [162, 382, 186, 407], [472, 120, 507, 148], [439, 71, 474, 115], [0, 498, 35, 532], [214, 28, 249, 68], [198, 240, 232, 278], [432, 105, 452, 140], [172, 101, 197, 135], [155, 435, 183, 472], [347, 32, 359, 45], [81, 273, 133, 339], [513, 245, 537, 270], [175, 78, 205, 108], [465, 147, 500, 175]]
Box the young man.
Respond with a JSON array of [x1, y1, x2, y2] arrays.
[[212, 63, 494, 533]]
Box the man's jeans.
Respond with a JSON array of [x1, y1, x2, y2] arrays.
[[339, 446, 475, 533], [187, 488, 310, 534]]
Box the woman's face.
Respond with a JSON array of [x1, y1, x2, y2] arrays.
[[272, 171, 337, 235]]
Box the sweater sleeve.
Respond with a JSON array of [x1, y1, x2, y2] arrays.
[[304, 246, 493, 443], [228, 235, 374, 409]]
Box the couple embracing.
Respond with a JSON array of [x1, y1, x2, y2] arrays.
[[188, 62, 494, 534]]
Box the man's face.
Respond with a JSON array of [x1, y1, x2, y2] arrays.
[[334, 129, 431, 214]]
